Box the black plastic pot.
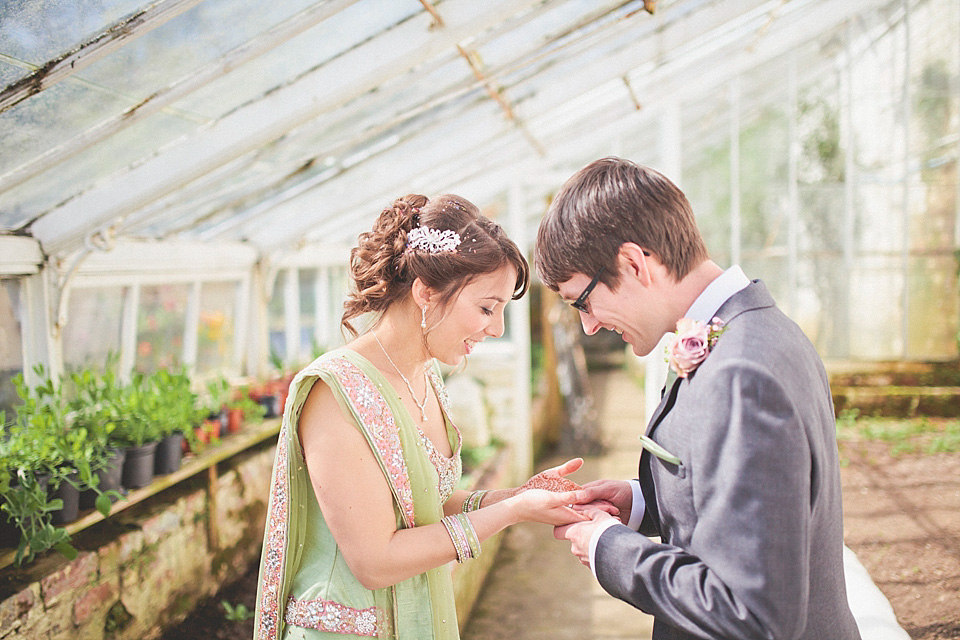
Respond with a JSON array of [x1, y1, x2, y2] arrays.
[[79, 448, 126, 510], [50, 470, 81, 525], [121, 441, 159, 489], [154, 432, 185, 475]]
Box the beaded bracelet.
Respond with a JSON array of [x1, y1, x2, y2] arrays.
[[462, 489, 489, 513]]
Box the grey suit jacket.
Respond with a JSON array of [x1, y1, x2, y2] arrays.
[[595, 281, 861, 640]]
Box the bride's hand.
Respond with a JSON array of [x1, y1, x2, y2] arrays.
[[518, 458, 585, 492], [508, 488, 589, 527]]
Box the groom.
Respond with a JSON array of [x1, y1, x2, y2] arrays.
[[539, 158, 861, 640]]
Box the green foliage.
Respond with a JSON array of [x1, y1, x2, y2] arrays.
[[221, 600, 254, 622], [836, 411, 960, 456], [0, 470, 77, 567], [227, 386, 267, 423]]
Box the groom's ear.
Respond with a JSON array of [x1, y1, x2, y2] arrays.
[[618, 243, 653, 287]]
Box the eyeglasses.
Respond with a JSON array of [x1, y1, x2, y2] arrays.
[[569, 252, 649, 313], [570, 266, 605, 313]]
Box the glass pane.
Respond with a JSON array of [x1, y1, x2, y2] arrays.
[[796, 255, 848, 359], [0, 79, 130, 179], [172, 1, 422, 120], [267, 270, 287, 366], [850, 255, 904, 359], [298, 269, 318, 363], [682, 95, 732, 266], [798, 184, 849, 359], [136, 284, 189, 374], [1, 110, 196, 229], [907, 255, 958, 360], [62, 286, 125, 373], [196, 281, 238, 374], [0, 279, 24, 419], [0, 0, 147, 82], [74, 0, 326, 107]]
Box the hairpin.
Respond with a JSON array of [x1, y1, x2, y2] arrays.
[[407, 226, 461, 254]]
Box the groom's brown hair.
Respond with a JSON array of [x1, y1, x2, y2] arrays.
[[535, 157, 708, 291]]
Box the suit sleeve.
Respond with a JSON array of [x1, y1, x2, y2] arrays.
[[595, 359, 813, 640]]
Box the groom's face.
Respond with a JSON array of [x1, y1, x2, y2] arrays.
[[557, 270, 662, 357]]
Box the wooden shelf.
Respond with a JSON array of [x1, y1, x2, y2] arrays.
[[0, 418, 281, 571]]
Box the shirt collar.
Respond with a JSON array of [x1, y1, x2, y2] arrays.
[[683, 265, 750, 324]]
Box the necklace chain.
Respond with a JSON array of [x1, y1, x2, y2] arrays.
[[372, 330, 430, 421]]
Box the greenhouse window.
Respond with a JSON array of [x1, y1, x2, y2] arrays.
[[62, 286, 125, 374], [136, 283, 189, 374], [0, 278, 24, 419]]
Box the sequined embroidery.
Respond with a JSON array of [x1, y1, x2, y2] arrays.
[[256, 423, 290, 640], [323, 357, 417, 528], [285, 596, 382, 637], [420, 371, 462, 503]]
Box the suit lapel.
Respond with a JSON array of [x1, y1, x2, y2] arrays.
[[635, 279, 776, 535]]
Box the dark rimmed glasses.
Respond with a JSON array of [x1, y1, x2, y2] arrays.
[[569, 251, 650, 313], [570, 266, 605, 313]]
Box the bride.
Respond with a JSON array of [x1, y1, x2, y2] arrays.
[[254, 193, 589, 640]]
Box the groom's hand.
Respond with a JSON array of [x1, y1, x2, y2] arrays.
[[553, 507, 616, 568], [574, 479, 634, 525]]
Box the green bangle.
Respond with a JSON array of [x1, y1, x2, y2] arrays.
[[462, 489, 489, 513]]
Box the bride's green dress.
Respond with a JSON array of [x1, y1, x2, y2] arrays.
[[254, 348, 463, 640]]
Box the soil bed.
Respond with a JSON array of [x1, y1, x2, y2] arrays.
[[838, 417, 960, 639]]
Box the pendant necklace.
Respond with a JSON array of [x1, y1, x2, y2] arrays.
[[372, 330, 430, 421]]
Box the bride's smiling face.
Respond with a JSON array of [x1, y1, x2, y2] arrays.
[[424, 266, 518, 365]]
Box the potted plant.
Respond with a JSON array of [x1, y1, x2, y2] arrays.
[[0, 370, 75, 566], [225, 386, 267, 434], [148, 368, 197, 474], [109, 372, 166, 490], [66, 366, 128, 510]]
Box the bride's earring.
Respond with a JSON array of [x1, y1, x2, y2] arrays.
[[421, 306, 427, 329]]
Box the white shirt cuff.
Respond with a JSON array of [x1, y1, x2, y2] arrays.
[[588, 519, 621, 580], [587, 480, 647, 580], [626, 479, 646, 530]]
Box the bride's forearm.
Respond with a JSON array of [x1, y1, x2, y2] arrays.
[[365, 499, 521, 590]]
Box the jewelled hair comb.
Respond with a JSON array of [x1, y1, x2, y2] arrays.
[[406, 226, 461, 254]]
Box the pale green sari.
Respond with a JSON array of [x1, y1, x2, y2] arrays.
[[254, 348, 462, 640]]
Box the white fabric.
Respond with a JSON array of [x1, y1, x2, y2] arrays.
[[683, 265, 750, 326], [843, 545, 910, 640]]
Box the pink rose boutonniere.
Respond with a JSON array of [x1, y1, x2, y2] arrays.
[[666, 316, 726, 378]]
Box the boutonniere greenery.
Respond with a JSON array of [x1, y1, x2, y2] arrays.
[[665, 316, 726, 379], [638, 434, 682, 466]]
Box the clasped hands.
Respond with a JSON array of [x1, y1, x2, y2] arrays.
[[515, 459, 632, 569]]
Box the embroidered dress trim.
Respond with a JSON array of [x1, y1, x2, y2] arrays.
[[285, 596, 383, 637], [420, 368, 461, 502], [415, 426, 461, 503], [256, 424, 290, 640], [323, 357, 417, 528]]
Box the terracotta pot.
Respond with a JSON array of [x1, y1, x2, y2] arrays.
[[226, 408, 244, 434]]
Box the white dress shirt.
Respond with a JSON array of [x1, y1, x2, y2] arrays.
[[587, 265, 751, 578]]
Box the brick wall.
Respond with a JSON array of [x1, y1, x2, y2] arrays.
[[0, 442, 275, 640]]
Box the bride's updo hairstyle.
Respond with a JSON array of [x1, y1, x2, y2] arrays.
[[341, 194, 529, 337]]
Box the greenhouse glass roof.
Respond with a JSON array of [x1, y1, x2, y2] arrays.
[[0, 0, 943, 261]]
